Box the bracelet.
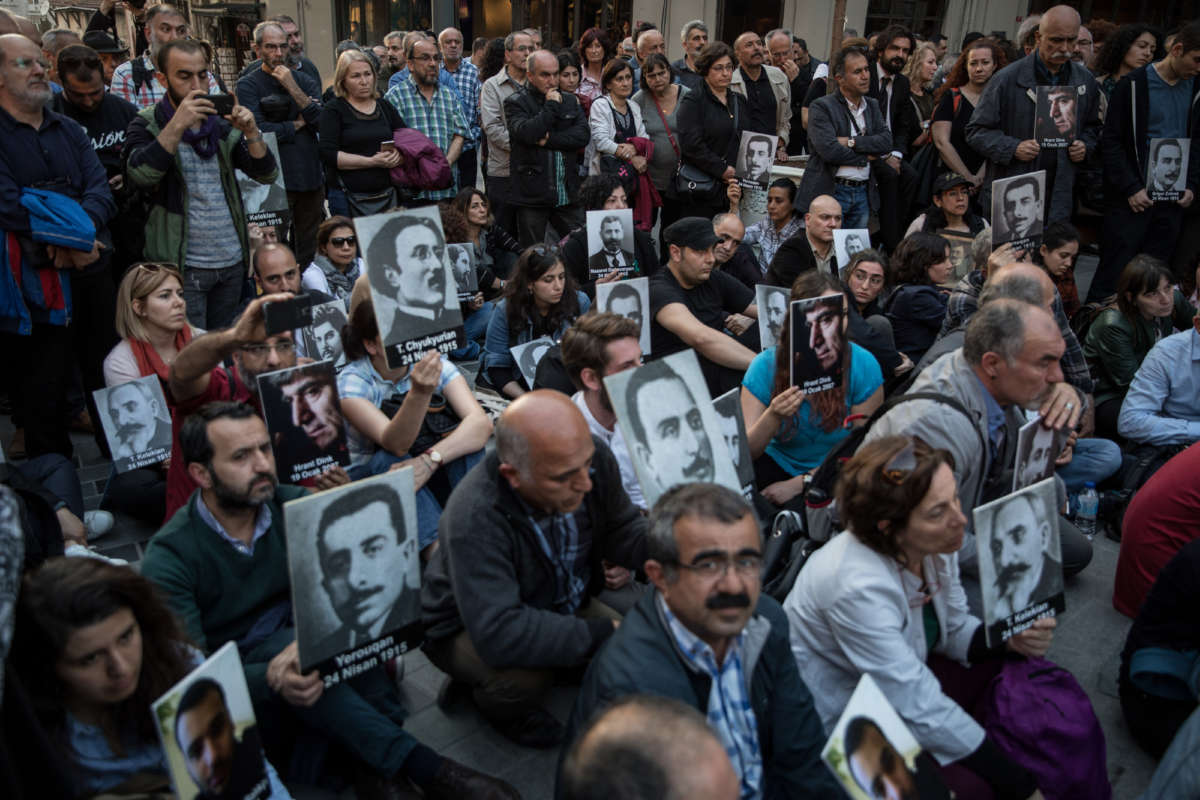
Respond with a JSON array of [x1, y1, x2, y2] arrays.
[[244, 133, 264, 143]]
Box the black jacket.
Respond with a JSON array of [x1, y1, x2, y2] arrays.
[[676, 82, 749, 200], [504, 86, 590, 208], [561, 226, 660, 297], [868, 61, 919, 158], [762, 232, 839, 290], [421, 437, 647, 669], [563, 590, 841, 799]]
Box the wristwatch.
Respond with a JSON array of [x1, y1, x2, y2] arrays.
[[425, 449, 444, 468]]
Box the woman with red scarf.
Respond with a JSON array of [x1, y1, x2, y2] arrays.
[[100, 263, 194, 524]]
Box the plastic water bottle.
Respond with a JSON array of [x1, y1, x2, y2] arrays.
[[1076, 482, 1099, 540]]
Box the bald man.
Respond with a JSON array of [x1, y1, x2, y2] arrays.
[[421, 390, 648, 748], [763, 194, 844, 288]]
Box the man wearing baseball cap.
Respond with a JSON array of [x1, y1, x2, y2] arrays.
[[648, 217, 761, 396], [82, 30, 127, 86]]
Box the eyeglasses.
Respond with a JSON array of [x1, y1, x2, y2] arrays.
[[709, 62, 735, 73], [881, 440, 917, 485], [10, 56, 50, 71], [330, 236, 357, 247], [240, 341, 296, 355], [716, 233, 743, 247], [411, 53, 440, 62], [673, 554, 763, 580]]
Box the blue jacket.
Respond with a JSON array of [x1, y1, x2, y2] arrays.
[[481, 291, 590, 372]]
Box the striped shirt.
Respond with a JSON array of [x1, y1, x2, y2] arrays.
[[384, 75, 469, 200], [522, 499, 591, 613], [178, 144, 242, 268]]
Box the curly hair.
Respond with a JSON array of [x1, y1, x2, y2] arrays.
[[579, 173, 626, 211], [890, 232, 950, 285], [503, 246, 581, 336], [935, 38, 1006, 101], [578, 27, 614, 69], [1094, 24, 1163, 79], [452, 186, 492, 228], [438, 201, 470, 243], [479, 37, 506, 82]]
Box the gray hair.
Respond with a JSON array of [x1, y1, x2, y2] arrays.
[[647, 483, 757, 569], [963, 299, 1033, 366], [1017, 14, 1042, 49], [495, 415, 532, 476], [505, 30, 530, 51], [978, 272, 1044, 308], [384, 30, 405, 44], [765, 28, 792, 45], [680, 20, 707, 43], [253, 22, 287, 47], [711, 212, 742, 228], [41, 29, 79, 55], [970, 228, 992, 272]]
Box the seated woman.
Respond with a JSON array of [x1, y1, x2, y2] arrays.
[[12, 558, 290, 798], [842, 248, 893, 345], [480, 246, 591, 397], [559, 174, 660, 296], [741, 272, 884, 508], [1084, 255, 1194, 439], [904, 173, 988, 286], [101, 263, 195, 525], [743, 178, 805, 273], [884, 232, 953, 363], [785, 435, 1058, 799], [438, 201, 494, 361], [337, 298, 492, 551], [452, 187, 522, 292], [301, 216, 363, 307], [1035, 221, 1081, 319]]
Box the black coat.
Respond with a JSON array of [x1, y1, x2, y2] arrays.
[[676, 81, 749, 201], [868, 61, 919, 158], [504, 87, 590, 208], [762, 233, 839, 290]]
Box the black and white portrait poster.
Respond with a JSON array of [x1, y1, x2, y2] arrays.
[[822, 674, 950, 800], [256, 361, 350, 483], [789, 293, 847, 395], [446, 243, 478, 300], [93, 376, 172, 473], [510, 336, 555, 389], [585, 208, 637, 279], [973, 478, 1066, 648], [735, 130, 778, 189], [713, 387, 755, 494], [1147, 138, 1189, 202], [152, 642, 270, 800], [357, 207, 465, 368], [1012, 417, 1069, 492], [596, 276, 651, 354], [236, 131, 289, 230], [603, 349, 741, 508], [1033, 85, 1081, 149], [833, 228, 870, 268], [755, 284, 789, 351], [285, 468, 423, 676], [302, 300, 349, 372], [991, 170, 1045, 253]]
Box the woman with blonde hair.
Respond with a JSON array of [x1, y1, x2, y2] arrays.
[[903, 42, 941, 150]]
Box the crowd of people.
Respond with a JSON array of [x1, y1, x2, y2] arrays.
[[3, 2, 1200, 798]]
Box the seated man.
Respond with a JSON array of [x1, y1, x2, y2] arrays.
[[649, 218, 759, 397], [142, 402, 517, 799], [712, 212, 763, 290], [1118, 315, 1200, 446], [762, 194, 842, 289], [421, 390, 647, 747], [248, 242, 334, 359], [567, 483, 840, 797]]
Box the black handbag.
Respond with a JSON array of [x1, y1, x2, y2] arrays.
[[380, 391, 462, 456], [673, 92, 739, 198]]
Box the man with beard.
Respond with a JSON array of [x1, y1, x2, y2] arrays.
[[844, 717, 944, 800], [366, 214, 456, 345], [312, 481, 420, 658], [307, 302, 347, 368], [866, 26, 920, 250], [143, 403, 519, 800], [760, 288, 787, 348], [1149, 138, 1185, 194], [384, 37, 468, 201], [421, 391, 647, 747], [111, 5, 220, 108], [567, 483, 839, 797], [625, 358, 716, 498], [985, 490, 1062, 627], [383, 31, 405, 78], [448, 244, 475, 295], [237, 15, 321, 86], [866, 299, 1093, 579], [125, 38, 278, 330], [106, 380, 172, 462], [174, 678, 268, 800], [236, 22, 324, 266], [603, 282, 644, 331], [266, 363, 348, 480], [589, 214, 635, 273]]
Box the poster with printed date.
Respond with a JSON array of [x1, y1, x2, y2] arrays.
[[236, 131, 289, 231], [991, 170, 1045, 254], [736, 130, 778, 189], [756, 284, 789, 350], [511, 336, 556, 389], [821, 674, 951, 800], [152, 642, 271, 800], [789, 293, 847, 395], [596, 276, 651, 354], [604, 349, 741, 508], [446, 243, 478, 300], [833, 229, 871, 268], [302, 300, 349, 372], [256, 360, 350, 483], [93, 376, 172, 473], [713, 387, 755, 494], [974, 478, 1066, 648], [285, 468, 422, 676], [1033, 85, 1081, 149], [357, 207, 465, 368], [1012, 417, 1070, 492], [1147, 138, 1189, 202], [585, 208, 638, 279]]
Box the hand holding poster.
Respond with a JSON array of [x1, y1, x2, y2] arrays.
[[357, 208, 465, 367], [586, 208, 638, 279], [974, 478, 1066, 647], [446, 243, 479, 300], [285, 468, 423, 676], [94, 375, 173, 473], [991, 171, 1046, 254], [510, 335, 556, 388], [1147, 138, 1189, 202], [596, 276, 651, 354], [152, 642, 272, 800], [256, 360, 351, 483], [1034, 85, 1080, 149], [789, 293, 847, 395], [713, 387, 755, 494], [755, 284, 789, 350], [1013, 418, 1070, 492]]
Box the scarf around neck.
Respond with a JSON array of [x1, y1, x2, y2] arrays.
[[155, 94, 222, 159]]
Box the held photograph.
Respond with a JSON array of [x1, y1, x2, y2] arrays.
[[93, 375, 172, 473], [446, 242, 478, 301], [510, 336, 556, 389], [596, 276, 651, 355], [1033, 85, 1080, 149], [1012, 417, 1070, 492], [256, 360, 351, 484], [833, 229, 871, 268], [756, 284, 789, 351], [789, 293, 848, 395], [585, 208, 638, 279], [713, 387, 755, 492], [302, 300, 349, 372], [991, 171, 1046, 254], [735, 130, 778, 189], [1146, 138, 1189, 202], [236, 131, 289, 230]]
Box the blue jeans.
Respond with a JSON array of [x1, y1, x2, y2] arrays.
[[17, 453, 83, 518], [833, 182, 869, 229], [450, 300, 495, 360], [183, 262, 246, 331], [1057, 437, 1122, 492]]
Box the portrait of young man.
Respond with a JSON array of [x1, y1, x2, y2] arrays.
[[302, 300, 349, 371], [597, 277, 651, 353], [1013, 418, 1067, 491], [1147, 137, 1188, 200], [754, 285, 789, 351], [992, 172, 1045, 249], [737, 131, 776, 188], [586, 208, 637, 277], [170, 674, 269, 800], [713, 386, 755, 489]]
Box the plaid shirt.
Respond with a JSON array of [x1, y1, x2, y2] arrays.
[[941, 269, 1094, 394], [440, 60, 482, 149], [111, 53, 222, 109], [660, 595, 763, 799], [384, 75, 470, 200], [521, 498, 590, 614], [743, 214, 804, 274]]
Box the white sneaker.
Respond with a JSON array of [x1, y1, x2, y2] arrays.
[[64, 542, 128, 566], [84, 510, 114, 540]]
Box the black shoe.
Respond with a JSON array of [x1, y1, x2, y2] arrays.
[[436, 675, 471, 712], [425, 757, 521, 800], [353, 769, 423, 800], [491, 706, 565, 749]]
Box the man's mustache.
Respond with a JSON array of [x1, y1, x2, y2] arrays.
[[117, 422, 146, 440], [707, 592, 751, 610], [996, 562, 1030, 594], [682, 449, 712, 479]]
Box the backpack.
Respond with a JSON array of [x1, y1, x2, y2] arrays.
[[981, 658, 1112, 800], [1069, 299, 1115, 348]]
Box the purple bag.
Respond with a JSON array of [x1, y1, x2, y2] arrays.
[[388, 128, 453, 190], [980, 658, 1111, 800]]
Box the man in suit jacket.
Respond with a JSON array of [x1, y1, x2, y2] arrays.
[[867, 25, 921, 250], [587, 214, 636, 275]]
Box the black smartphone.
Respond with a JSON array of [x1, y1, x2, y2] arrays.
[[209, 93, 236, 116], [263, 294, 314, 336]]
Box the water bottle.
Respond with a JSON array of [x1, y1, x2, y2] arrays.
[[1076, 482, 1099, 540]]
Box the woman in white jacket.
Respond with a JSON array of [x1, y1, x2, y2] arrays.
[[585, 58, 648, 177], [783, 435, 1055, 800]]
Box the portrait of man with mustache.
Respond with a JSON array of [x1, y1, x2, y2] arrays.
[[1148, 138, 1186, 198], [101, 378, 172, 467]]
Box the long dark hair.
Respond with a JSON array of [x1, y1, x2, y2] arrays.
[[480, 37, 506, 82], [13, 559, 194, 754], [1095, 24, 1164, 78], [770, 271, 851, 434], [1116, 254, 1174, 325], [503, 246, 581, 336]]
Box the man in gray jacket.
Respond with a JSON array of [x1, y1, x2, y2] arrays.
[[965, 5, 1101, 226]]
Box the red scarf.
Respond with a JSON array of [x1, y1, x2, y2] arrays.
[[129, 326, 193, 384]]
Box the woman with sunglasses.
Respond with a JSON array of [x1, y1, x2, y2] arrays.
[[784, 435, 1057, 800], [301, 216, 362, 307]]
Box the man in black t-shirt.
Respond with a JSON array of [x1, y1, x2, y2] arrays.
[[648, 218, 759, 397]]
